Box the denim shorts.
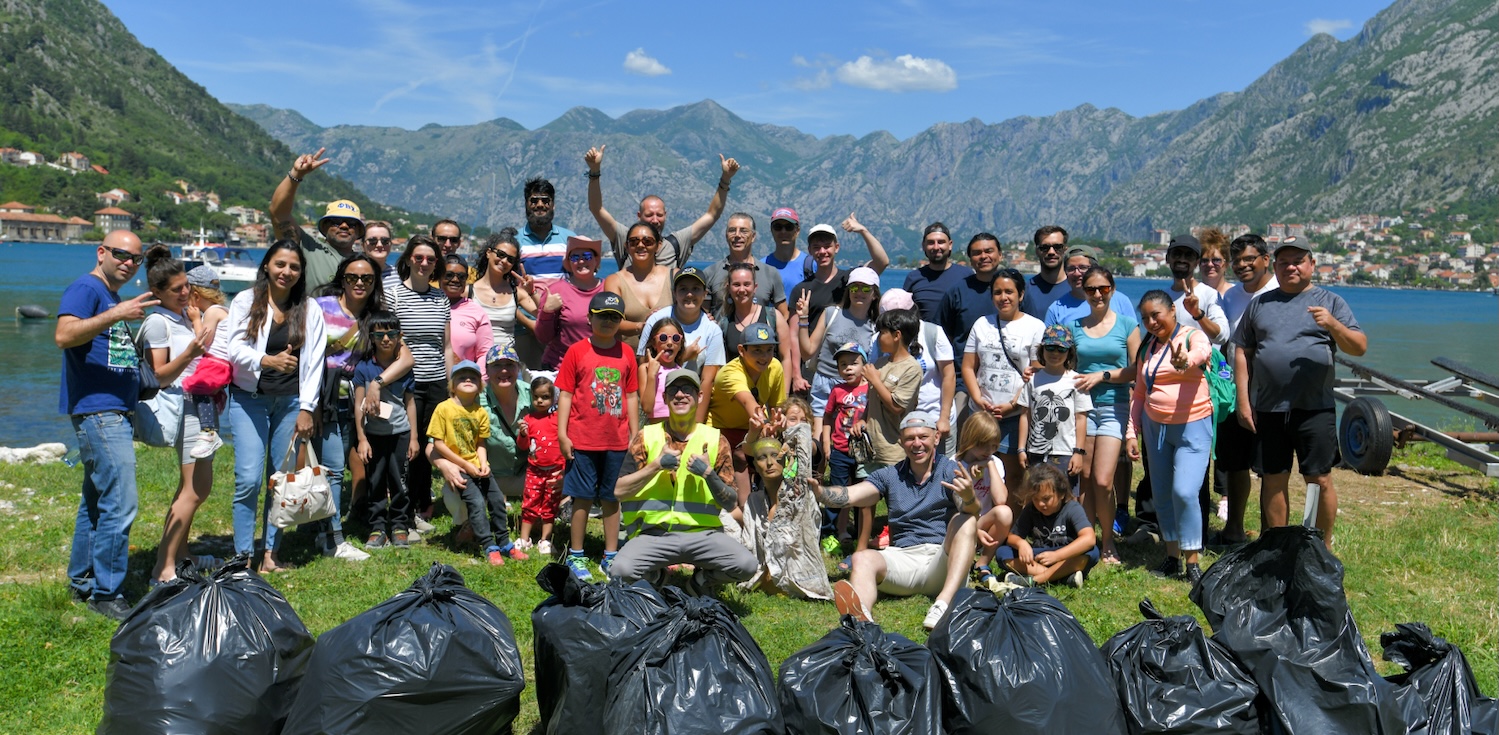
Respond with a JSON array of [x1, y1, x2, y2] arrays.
[[1086, 402, 1128, 441], [810, 372, 837, 417], [996, 415, 1023, 455]]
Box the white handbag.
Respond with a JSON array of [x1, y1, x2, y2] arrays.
[[268, 440, 337, 529]]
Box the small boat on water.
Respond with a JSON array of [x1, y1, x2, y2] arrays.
[[180, 227, 257, 294], [15, 305, 49, 319]]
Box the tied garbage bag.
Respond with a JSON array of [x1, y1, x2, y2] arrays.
[[1191, 525, 1411, 734], [927, 587, 1126, 735], [98, 556, 313, 735], [605, 588, 783, 735], [531, 562, 669, 734], [777, 616, 942, 735], [1381, 623, 1499, 735], [282, 563, 525, 735], [1101, 599, 1263, 735]]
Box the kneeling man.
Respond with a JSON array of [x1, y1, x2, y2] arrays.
[[815, 413, 979, 630], [609, 368, 758, 594]]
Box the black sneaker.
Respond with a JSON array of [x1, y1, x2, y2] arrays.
[[1149, 556, 1182, 579], [391, 530, 410, 549], [87, 597, 132, 621], [69, 586, 89, 603], [366, 532, 388, 549], [1183, 562, 1203, 586]]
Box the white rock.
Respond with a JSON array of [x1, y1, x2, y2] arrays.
[[0, 443, 68, 464]]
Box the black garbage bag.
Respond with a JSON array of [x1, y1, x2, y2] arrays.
[[604, 588, 783, 735], [927, 587, 1126, 735], [97, 556, 313, 735], [1191, 525, 1412, 734], [1100, 598, 1263, 735], [1381, 622, 1499, 735], [531, 562, 669, 734], [282, 563, 525, 735], [777, 616, 942, 735]]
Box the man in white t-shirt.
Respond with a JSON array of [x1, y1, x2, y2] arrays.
[[584, 144, 740, 271], [1163, 233, 1229, 346]]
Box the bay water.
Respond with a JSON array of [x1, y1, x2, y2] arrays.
[[1, 241, 1494, 447]]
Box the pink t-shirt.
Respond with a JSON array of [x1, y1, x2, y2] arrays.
[[1129, 327, 1213, 437], [448, 297, 494, 380], [535, 277, 606, 369]]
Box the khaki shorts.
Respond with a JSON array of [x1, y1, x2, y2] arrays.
[[876, 543, 948, 597]]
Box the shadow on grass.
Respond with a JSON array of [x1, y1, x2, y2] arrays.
[[1389, 465, 1499, 502]]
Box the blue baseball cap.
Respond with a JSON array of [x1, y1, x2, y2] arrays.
[[450, 360, 482, 379]]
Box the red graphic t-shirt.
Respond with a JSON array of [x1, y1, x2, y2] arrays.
[[555, 338, 638, 451]]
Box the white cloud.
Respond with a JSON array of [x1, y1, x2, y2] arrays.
[[623, 48, 671, 76], [792, 70, 832, 91], [1305, 18, 1354, 36], [834, 54, 957, 93]]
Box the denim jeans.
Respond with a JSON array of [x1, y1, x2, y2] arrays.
[[315, 401, 352, 536], [1142, 415, 1214, 552], [225, 388, 301, 555], [67, 411, 140, 601]]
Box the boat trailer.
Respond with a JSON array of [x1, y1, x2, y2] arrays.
[[1331, 356, 1499, 478]]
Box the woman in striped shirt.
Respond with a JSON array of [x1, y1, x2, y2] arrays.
[[390, 234, 451, 520]]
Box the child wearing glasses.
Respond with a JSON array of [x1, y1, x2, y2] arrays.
[[351, 310, 419, 548], [1017, 325, 1092, 479], [640, 317, 686, 423]]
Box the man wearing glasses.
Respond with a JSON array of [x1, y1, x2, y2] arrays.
[[270, 148, 363, 291], [517, 176, 576, 283], [584, 145, 740, 270], [1021, 225, 1071, 320], [57, 230, 160, 620], [764, 208, 811, 296], [1214, 233, 1277, 545], [432, 219, 465, 258]]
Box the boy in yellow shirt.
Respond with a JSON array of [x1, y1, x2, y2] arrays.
[[429, 360, 529, 565], [708, 323, 785, 506]]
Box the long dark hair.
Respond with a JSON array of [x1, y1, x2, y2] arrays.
[[244, 240, 308, 350], [315, 253, 387, 315], [624, 221, 662, 268], [476, 227, 520, 280], [397, 234, 440, 281], [143, 243, 183, 293]]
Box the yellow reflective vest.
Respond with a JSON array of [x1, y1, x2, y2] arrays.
[[621, 423, 723, 534]]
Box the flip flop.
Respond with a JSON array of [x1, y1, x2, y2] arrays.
[[1100, 549, 1122, 565]]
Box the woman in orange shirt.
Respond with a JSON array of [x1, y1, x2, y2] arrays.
[[1126, 290, 1212, 584]]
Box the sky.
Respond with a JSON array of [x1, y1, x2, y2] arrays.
[[104, 0, 1394, 140]]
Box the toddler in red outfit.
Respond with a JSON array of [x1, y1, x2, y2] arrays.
[[518, 376, 565, 555]]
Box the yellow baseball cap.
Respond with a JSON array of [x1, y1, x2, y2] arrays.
[[318, 200, 365, 238]]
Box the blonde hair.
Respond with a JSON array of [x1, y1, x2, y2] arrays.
[[955, 411, 1000, 459], [1199, 227, 1229, 259], [782, 395, 812, 422], [191, 285, 225, 306]]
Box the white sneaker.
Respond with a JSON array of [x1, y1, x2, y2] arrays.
[[1216, 497, 1229, 521], [514, 538, 533, 551], [413, 517, 436, 534], [923, 599, 950, 631], [405, 527, 423, 543], [332, 541, 370, 561], [536, 540, 554, 556], [190, 431, 223, 460]]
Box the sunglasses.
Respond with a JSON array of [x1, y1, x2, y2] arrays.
[[342, 273, 376, 285], [656, 333, 683, 344], [626, 237, 658, 247], [365, 237, 392, 246], [1202, 258, 1225, 266], [568, 251, 597, 263], [770, 222, 797, 232], [108, 247, 145, 264], [664, 383, 698, 398], [369, 329, 401, 340], [592, 312, 622, 322], [528, 196, 552, 206], [411, 254, 437, 265], [1042, 344, 1070, 352], [489, 249, 518, 263], [1082, 284, 1111, 295], [441, 271, 468, 283], [1036, 243, 1066, 252], [435, 235, 462, 244], [327, 219, 358, 230], [847, 285, 874, 294]]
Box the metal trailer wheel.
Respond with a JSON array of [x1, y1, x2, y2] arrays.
[[1340, 397, 1395, 476]]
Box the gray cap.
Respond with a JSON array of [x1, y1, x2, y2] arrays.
[[899, 412, 939, 431], [186, 266, 220, 289], [663, 368, 701, 391], [1273, 235, 1312, 255]]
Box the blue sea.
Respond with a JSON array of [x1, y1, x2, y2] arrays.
[[1, 241, 1495, 447]]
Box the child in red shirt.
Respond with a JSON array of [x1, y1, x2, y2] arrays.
[[556, 292, 640, 580], [517, 376, 565, 555]]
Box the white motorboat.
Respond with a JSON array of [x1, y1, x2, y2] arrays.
[[181, 227, 258, 294]]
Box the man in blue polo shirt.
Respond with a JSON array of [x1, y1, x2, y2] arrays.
[[517, 176, 577, 281], [57, 230, 160, 620]]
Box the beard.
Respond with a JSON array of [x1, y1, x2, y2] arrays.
[[527, 211, 553, 232], [1170, 262, 1194, 280]]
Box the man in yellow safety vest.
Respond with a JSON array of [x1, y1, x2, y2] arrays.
[[610, 368, 758, 595]]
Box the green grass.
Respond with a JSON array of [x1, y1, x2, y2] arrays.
[[0, 443, 1494, 733]]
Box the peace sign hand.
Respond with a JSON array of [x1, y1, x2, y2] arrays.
[[941, 462, 976, 504], [291, 148, 330, 179], [1170, 339, 1190, 370], [795, 290, 811, 319]]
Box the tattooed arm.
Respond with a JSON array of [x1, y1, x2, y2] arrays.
[[809, 477, 881, 508]]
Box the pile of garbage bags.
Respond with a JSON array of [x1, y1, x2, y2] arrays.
[[94, 528, 1497, 735]]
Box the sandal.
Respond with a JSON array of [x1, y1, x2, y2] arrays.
[[1100, 548, 1122, 565], [837, 555, 854, 574]]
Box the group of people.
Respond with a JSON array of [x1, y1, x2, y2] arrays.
[[59, 147, 1365, 630]]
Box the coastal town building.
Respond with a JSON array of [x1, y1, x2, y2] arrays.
[[0, 202, 91, 241], [95, 189, 131, 207], [94, 207, 133, 232]]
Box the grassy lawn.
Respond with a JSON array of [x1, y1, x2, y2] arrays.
[[0, 442, 1494, 733]]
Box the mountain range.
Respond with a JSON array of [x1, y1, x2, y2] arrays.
[[229, 0, 1495, 252]]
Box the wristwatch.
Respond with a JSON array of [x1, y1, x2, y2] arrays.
[[1191, 310, 1206, 321], [1073, 448, 1088, 456], [1102, 371, 1113, 383]]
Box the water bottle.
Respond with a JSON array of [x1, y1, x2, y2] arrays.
[[62, 447, 81, 468]]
